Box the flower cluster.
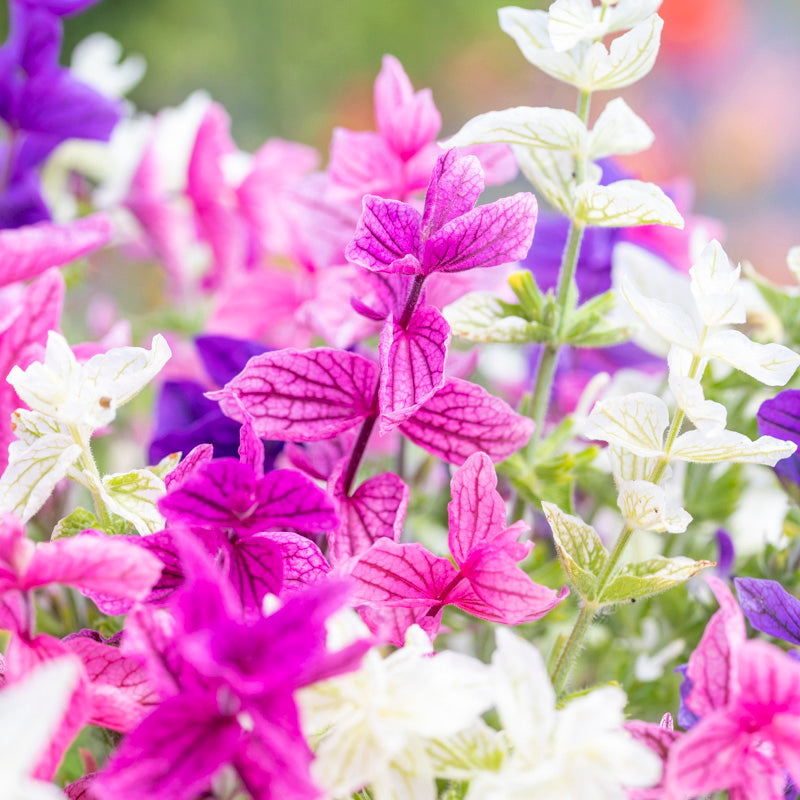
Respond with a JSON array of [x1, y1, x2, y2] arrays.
[[1, 1, 800, 799]]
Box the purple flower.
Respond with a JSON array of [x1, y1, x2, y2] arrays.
[[0, 0, 121, 226], [149, 334, 281, 468], [757, 389, 800, 487], [734, 577, 800, 648]]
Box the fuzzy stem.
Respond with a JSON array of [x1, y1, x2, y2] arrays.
[[70, 425, 113, 529], [527, 222, 586, 450], [550, 600, 596, 696], [548, 350, 704, 692], [524, 89, 591, 450]]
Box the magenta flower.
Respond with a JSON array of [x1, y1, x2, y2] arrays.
[[328, 54, 516, 202], [665, 576, 800, 799], [157, 422, 336, 612], [213, 150, 536, 463], [0, 515, 162, 777], [93, 537, 368, 800], [345, 148, 537, 278], [348, 452, 567, 644]]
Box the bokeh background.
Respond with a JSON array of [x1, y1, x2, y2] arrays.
[[7, 0, 800, 278]]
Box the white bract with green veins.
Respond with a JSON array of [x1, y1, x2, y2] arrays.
[[584, 239, 800, 534], [452, 629, 661, 799], [300, 624, 494, 800], [0, 331, 171, 533]]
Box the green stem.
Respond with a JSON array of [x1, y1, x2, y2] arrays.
[[596, 524, 635, 588], [523, 88, 591, 451], [550, 600, 596, 696], [70, 425, 113, 529], [548, 352, 703, 692]]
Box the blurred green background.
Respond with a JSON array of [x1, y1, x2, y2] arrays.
[[62, 0, 548, 151], [2, 0, 799, 275]]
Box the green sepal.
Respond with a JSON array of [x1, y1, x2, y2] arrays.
[[52, 507, 100, 540], [746, 266, 800, 344], [599, 556, 714, 605], [561, 290, 630, 348], [147, 452, 181, 480], [501, 417, 598, 513]]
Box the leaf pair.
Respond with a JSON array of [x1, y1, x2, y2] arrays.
[[542, 502, 711, 605]]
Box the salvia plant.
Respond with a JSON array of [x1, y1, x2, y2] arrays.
[[2, 0, 800, 798]]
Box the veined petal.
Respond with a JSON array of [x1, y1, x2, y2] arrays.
[[734, 577, 800, 647], [583, 392, 669, 456], [447, 452, 507, 567], [689, 240, 745, 327], [588, 97, 654, 160], [422, 193, 537, 274], [617, 480, 691, 533], [327, 467, 409, 562], [0, 435, 82, 522], [619, 274, 700, 351], [378, 305, 450, 431], [349, 538, 455, 609], [399, 378, 534, 464], [445, 106, 587, 153], [420, 150, 484, 239], [704, 329, 800, 387], [671, 429, 796, 466], [210, 349, 379, 442], [573, 180, 683, 228], [345, 195, 422, 272]]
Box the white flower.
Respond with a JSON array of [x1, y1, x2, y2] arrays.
[[465, 629, 661, 800], [0, 658, 80, 800], [299, 625, 493, 800], [70, 33, 146, 99], [7, 331, 171, 436], [1, 333, 171, 525]]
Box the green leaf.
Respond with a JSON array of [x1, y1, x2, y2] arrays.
[[542, 502, 609, 601], [52, 507, 100, 540], [600, 556, 714, 605], [443, 291, 550, 344], [101, 469, 166, 535]]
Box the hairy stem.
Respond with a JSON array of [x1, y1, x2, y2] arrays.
[[550, 600, 596, 697], [524, 90, 591, 450]]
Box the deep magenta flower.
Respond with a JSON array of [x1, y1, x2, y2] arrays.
[[93, 537, 368, 800], [156, 420, 336, 612], [345, 148, 537, 278], [348, 452, 567, 644]]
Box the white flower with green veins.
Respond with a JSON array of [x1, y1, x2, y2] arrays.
[[0, 332, 171, 530]]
